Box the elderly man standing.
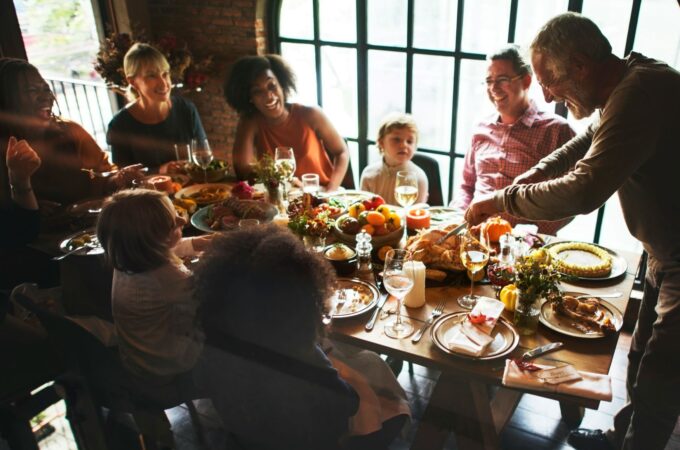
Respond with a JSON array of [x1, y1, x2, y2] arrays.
[[465, 13, 680, 450], [452, 45, 575, 235]]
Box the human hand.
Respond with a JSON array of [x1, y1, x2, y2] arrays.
[[513, 167, 546, 185], [159, 161, 186, 175], [6, 137, 41, 184], [464, 194, 501, 226], [190, 234, 214, 252]]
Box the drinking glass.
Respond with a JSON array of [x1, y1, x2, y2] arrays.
[[191, 138, 213, 183], [458, 229, 490, 309], [395, 171, 418, 209], [274, 147, 296, 207], [238, 219, 260, 228], [174, 143, 191, 163], [301, 173, 320, 195], [383, 249, 415, 339]]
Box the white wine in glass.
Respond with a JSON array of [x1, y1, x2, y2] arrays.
[[458, 229, 490, 309], [395, 171, 418, 208], [383, 249, 415, 339], [191, 139, 213, 183], [274, 147, 296, 207]]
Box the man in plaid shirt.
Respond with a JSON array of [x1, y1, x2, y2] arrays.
[[452, 45, 575, 235]]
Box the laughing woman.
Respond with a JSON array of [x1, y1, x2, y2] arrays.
[[107, 43, 207, 171], [225, 54, 349, 192], [0, 58, 141, 205]]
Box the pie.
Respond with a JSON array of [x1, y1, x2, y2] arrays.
[[548, 242, 612, 278]]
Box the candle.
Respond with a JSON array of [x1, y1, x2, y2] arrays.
[[146, 175, 173, 193], [403, 261, 427, 308], [406, 208, 431, 230]]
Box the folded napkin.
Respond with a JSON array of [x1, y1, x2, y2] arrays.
[[446, 297, 505, 357], [502, 359, 613, 401]]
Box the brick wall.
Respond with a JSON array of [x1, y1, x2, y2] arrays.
[[146, 0, 267, 163]]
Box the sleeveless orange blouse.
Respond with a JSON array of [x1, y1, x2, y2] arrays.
[[254, 104, 334, 186]]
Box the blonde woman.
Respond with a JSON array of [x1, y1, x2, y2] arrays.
[[106, 43, 207, 170]]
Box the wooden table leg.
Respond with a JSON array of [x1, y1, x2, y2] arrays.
[[559, 400, 585, 427], [411, 374, 504, 450]]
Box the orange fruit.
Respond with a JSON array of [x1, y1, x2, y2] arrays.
[[366, 211, 386, 227], [361, 224, 375, 235], [387, 212, 401, 229], [348, 202, 366, 218], [375, 204, 392, 219], [377, 245, 393, 261]]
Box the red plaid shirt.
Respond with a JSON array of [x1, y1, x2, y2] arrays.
[[453, 101, 575, 235]]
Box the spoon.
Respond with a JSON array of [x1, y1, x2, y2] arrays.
[[575, 292, 622, 300], [53, 243, 96, 260]]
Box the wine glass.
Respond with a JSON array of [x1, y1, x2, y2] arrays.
[[458, 228, 490, 309], [274, 147, 296, 208], [395, 171, 418, 208], [383, 249, 415, 339], [191, 138, 213, 183]]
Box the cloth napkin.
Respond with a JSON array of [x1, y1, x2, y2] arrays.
[[446, 297, 505, 357], [502, 359, 613, 401]]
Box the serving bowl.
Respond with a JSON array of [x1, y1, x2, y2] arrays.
[[323, 243, 358, 276], [333, 214, 404, 248], [186, 159, 229, 183]]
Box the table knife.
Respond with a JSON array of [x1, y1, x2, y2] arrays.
[[435, 221, 467, 245], [521, 342, 563, 361], [365, 294, 389, 331]]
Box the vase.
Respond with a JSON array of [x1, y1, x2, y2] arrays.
[[513, 291, 541, 335], [266, 185, 284, 212], [303, 235, 326, 253]]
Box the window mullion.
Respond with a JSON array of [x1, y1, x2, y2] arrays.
[[356, 0, 369, 172], [405, 0, 414, 114], [313, 0, 323, 107], [507, 0, 518, 43], [447, 0, 466, 204]]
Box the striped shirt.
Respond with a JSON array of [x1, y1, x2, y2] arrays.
[[453, 101, 575, 235]]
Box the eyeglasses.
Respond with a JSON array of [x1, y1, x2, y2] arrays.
[[483, 74, 523, 88]]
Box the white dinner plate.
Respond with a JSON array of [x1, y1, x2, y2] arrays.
[[176, 183, 231, 206], [543, 241, 627, 281], [539, 293, 623, 339], [329, 278, 379, 318], [59, 229, 104, 256], [431, 312, 519, 360]]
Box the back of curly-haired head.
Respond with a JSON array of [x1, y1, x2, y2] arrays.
[[194, 225, 334, 353], [223, 54, 297, 114], [530, 12, 612, 79]]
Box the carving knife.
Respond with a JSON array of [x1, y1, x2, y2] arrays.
[[365, 294, 389, 331], [521, 342, 563, 361]]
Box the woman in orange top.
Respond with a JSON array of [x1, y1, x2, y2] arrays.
[[225, 55, 349, 191]]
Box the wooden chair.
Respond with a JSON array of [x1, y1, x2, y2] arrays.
[[412, 153, 444, 206]]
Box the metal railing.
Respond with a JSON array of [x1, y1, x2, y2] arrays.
[[45, 76, 118, 149]]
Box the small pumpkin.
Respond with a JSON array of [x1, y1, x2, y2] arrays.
[[482, 216, 513, 243]]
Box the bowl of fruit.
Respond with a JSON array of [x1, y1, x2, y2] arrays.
[[333, 196, 404, 248]]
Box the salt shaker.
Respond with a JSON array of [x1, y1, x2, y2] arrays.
[[355, 230, 373, 273], [499, 233, 515, 264]]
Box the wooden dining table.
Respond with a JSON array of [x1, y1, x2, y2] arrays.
[[330, 247, 641, 450]]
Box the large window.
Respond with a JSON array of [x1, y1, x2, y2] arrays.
[[272, 0, 680, 252]]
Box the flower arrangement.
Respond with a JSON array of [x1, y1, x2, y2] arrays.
[[511, 254, 565, 306], [287, 194, 334, 238], [94, 31, 213, 94], [250, 154, 284, 190]]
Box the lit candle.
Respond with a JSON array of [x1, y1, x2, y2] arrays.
[[406, 208, 431, 231]]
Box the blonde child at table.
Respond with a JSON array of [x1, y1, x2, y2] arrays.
[[360, 113, 428, 205], [96, 189, 211, 446]]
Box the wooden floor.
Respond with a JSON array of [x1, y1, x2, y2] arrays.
[[161, 330, 680, 450]]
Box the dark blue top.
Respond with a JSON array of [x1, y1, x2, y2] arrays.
[[106, 96, 207, 169]]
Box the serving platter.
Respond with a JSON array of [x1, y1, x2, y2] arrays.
[[59, 229, 104, 256], [190, 201, 279, 233], [176, 183, 231, 205], [321, 189, 375, 208], [539, 293, 623, 339], [431, 312, 519, 360], [543, 241, 628, 281], [329, 278, 380, 319]]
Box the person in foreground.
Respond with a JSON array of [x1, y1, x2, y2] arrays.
[[97, 189, 211, 447], [225, 54, 349, 192], [451, 45, 574, 234], [0, 58, 143, 205], [360, 112, 428, 205], [465, 13, 680, 450], [193, 225, 407, 449], [107, 43, 207, 170]]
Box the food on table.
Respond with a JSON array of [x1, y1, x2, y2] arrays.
[[337, 203, 400, 238], [548, 242, 612, 278], [551, 295, 616, 335], [231, 181, 254, 200], [377, 245, 393, 262], [68, 233, 96, 250], [172, 197, 197, 214], [183, 186, 229, 205], [333, 282, 374, 314], [405, 224, 465, 272], [361, 195, 385, 211], [186, 159, 229, 182], [487, 262, 514, 287], [325, 244, 356, 261], [425, 269, 447, 282], [480, 216, 513, 243], [206, 197, 275, 230], [499, 284, 519, 311], [348, 202, 366, 218], [529, 248, 551, 265], [339, 217, 361, 234]]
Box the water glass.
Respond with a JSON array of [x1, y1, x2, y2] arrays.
[[238, 219, 260, 228], [383, 249, 415, 339], [301, 173, 320, 195]]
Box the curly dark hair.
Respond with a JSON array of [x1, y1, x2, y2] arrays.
[[223, 54, 297, 115], [194, 225, 335, 353]]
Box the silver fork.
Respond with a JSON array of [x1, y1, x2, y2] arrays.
[[412, 298, 447, 343]]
